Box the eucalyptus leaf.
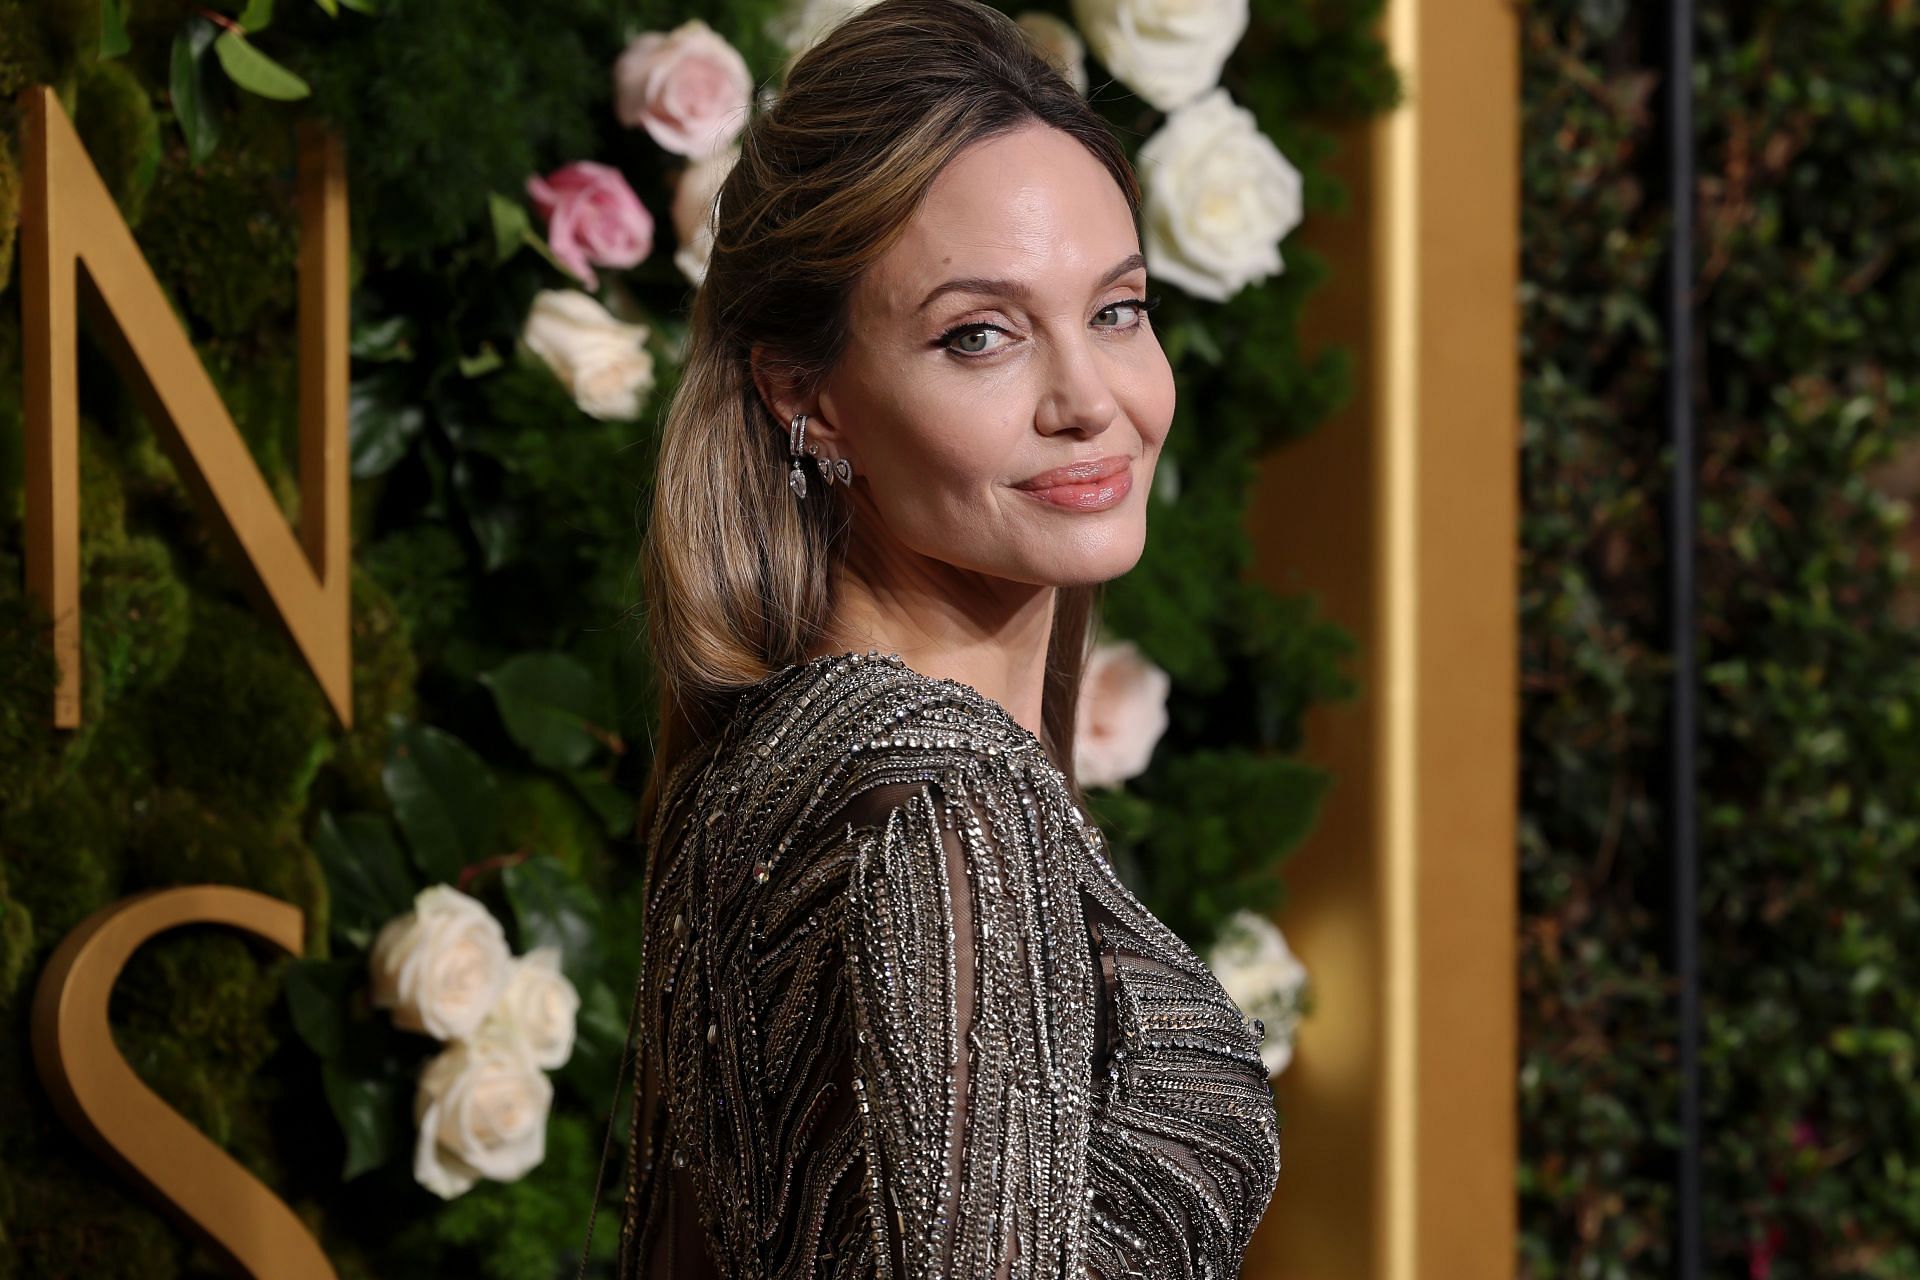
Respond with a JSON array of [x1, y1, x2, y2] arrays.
[[168, 19, 221, 165], [213, 30, 311, 101], [480, 652, 604, 771], [237, 0, 274, 32], [502, 857, 602, 987], [382, 722, 501, 884], [312, 810, 417, 948]]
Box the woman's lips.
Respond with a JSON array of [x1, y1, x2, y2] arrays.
[[1012, 455, 1133, 511]]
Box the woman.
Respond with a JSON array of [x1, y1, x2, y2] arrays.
[[589, 0, 1282, 1274]]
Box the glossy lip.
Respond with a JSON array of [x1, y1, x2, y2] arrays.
[[1011, 454, 1134, 512], [1014, 454, 1132, 491]]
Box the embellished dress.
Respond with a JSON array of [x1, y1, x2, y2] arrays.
[[614, 650, 1282, 1279]]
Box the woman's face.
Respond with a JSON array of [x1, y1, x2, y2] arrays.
[[808, 121, 1176, 591]]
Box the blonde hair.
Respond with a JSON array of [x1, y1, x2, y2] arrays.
[[639, 0, 1142, 829]]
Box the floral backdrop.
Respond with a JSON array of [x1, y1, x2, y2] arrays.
[[0, 0, 1395, 1273]]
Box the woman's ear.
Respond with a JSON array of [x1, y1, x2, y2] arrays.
[[748, 341, 847, 453]]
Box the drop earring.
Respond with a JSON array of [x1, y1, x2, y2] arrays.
[[788, 413, 809, 499], [791, 412, 853, 494], [807, 442, 854, 487]]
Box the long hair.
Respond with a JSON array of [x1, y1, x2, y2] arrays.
[[638, 0, 1141, 832]]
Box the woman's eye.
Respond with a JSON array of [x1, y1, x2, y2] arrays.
[[1096, 295, 1159, 328], [945, 324, 1006, 356]]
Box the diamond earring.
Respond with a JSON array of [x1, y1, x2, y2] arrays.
[[808, 443, 853, 487], [787, 413, 809, 499], [790, 412, 852, 495]]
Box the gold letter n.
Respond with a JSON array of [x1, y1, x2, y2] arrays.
[[19, 85, 352, 730]]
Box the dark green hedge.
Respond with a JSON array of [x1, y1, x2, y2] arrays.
[[1521, 3, 1920, 1275]]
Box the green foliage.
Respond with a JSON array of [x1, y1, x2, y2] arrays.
[[1522, 3, 1920, 1276], [74, 57, 160, 225]]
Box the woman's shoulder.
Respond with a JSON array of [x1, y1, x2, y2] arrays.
[[691, 650, 1056, 842]]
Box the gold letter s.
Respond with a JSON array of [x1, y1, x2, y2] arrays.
[[30, 886, 336, 1280]]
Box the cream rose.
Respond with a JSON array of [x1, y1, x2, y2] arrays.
[[412, 1031, 553, 1199], [482, 947, 580, 1071], [1138, 87, 1303, 303], [767, 0, 884, 59], [1016, 12, 1089, 95], [369, 885, 512, 1043], [521, 289, 657, 421], [613, 20, 754, 159], [1206, 909, 1308, 1077], [1069, 0, 1246, 111], [671, 145, 739, 287], [1073, 638, 1171, 789]]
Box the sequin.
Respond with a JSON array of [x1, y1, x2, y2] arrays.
[[604, 651, 1281, 1278]]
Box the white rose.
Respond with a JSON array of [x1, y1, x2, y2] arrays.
[[1137, 87, 1302, 303], [521, 289, 657, 421], [1206, 908, 1308, 1077], [1069, 0, 1246, 112], [1016, 12, 1089, 95], [482, 946, 580, 1071], [672, 146, 739, 288], [369, 885, 512, 1043], [1074, 638, 1171, 789], [767, 0, 884, 59], [411, 1030, 553, 1199]]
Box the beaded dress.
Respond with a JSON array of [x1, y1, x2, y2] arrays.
[[612, 649, 1282, 1279]]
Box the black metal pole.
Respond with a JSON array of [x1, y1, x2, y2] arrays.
[[1666, 0, 1702, 1276]]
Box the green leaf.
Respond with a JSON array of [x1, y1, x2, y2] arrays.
[[502, 857, 602, 988], [348, 373, 426, 478], [213, 30, 311, 101], [488, 192, 532, 264], [457, 344, 503, 378], [480, 652, 604, 770], [337, 0, 377, 11], [312, 810, 417, 949], [237, 0, 274, 32], [382, 722, 501, 884], [100, 0, 130, 58], [567, 767, 635, 837], [557, 979, 627, 1101], [349, 313, 415, 363], [322, 1063, 401, 1180], [310, 0, 339, 14], [284, 957, 362, 1059], [169, 19, 221, 165]]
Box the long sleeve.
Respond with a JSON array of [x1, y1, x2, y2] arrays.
[[834, 753, 1100, 1280]]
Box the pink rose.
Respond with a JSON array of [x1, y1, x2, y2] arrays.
[[525, 161, 654, 291], [613, 19, 754, 159], [1073, 638, 1172, 789]]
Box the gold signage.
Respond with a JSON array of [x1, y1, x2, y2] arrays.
[[31, 886, 335, 1279], [18, 84, 352, 730]]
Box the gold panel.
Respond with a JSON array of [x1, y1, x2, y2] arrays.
[[19, 85, 352, 729], [1243, 0, 1519, 1274]]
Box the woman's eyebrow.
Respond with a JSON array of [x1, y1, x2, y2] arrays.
[[916, 251, 1147, 312]]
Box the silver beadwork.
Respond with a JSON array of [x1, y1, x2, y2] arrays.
[[610, 651, 1280, 1279]]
